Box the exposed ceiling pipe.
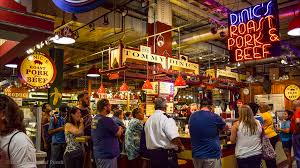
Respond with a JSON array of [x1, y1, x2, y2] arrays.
[[172, 28, 227, 48], [170, 0, 226, 25], [171, 4, 203, 22]]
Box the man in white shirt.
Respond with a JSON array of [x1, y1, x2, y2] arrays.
[[144, 97, 184, 168]]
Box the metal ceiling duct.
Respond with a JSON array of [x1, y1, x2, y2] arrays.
[[170, 0, 225, 25]]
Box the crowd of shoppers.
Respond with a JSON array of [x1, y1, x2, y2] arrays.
[[3, 92, 300, 168]]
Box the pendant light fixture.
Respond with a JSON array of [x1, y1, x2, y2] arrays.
[[97, 51, 106, 94], [174, 75, 187, 88], [174, 28, 187, 88], [142, 38, 153, 91], [51, 14, 76, 44], [87, 65, 100, 77], [288, 5, 300, 36], [120, 70, 129, 92]]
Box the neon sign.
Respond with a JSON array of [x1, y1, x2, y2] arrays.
[[227, 0, 280, 62]]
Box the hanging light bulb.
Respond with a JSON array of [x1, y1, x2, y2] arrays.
[[120, 82, 129, 92], [97, 84, 106, 94], [174, 75, 187, 88], [51, 26, 76, 44], [120, 70, 129, 92], [87, 65, 100, 77], [142, 80, 153, 91], [288, 6, 300, 36], [174, 28, 187, 89]]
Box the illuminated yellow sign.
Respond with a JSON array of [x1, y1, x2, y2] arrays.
[[285, 84, 300, 101], [19, 52, 56, 89]]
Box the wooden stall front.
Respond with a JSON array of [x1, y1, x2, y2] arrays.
[[240, 80, 299, 110]]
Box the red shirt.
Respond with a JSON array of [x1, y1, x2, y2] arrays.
[[290, 110, 300, 133]]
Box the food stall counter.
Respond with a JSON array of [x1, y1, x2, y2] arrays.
[[177, 133, 237, 168]]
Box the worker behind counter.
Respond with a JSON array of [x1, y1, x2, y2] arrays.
[[144, 97, 185, 168]]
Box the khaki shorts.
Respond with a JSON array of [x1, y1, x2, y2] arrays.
[[192, 158, 221, 168]]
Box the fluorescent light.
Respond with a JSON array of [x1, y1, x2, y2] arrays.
[[5, 64, 18, 68]]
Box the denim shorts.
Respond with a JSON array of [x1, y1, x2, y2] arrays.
[[282, 140, 292, 150]]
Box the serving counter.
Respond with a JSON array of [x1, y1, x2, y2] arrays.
[[177, 134, 237, 168]]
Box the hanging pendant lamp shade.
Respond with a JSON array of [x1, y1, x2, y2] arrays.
[[174, 75, 187, 88], [97, 84, 106, 94], [288, 15, 300, 36], [120, 82, 129, 92], [87, 65, 100, 77], [142, 80, 153, 91]]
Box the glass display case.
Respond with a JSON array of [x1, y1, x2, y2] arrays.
[[21, 106, 42, 151]]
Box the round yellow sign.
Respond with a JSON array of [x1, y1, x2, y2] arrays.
[[19, 52, 56, 89], [284, 84, 300, 101]]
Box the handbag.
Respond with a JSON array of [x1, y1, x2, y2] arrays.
[[261, 128, 276, 160]]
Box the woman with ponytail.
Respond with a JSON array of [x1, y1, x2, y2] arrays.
[[63, 106, 84, 168]]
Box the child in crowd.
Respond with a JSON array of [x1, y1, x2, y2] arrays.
[[277, 110, 294, 168]]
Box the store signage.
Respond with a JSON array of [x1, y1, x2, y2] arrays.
[[123, 47, 199, 75], [284, 84, 300, 101], [146, 82, 159, 95], [159, 82, 174, 95], [123, 48, 167, 68], [206, 69, 246, 81], [168, 57, 199, 75], [4, 87, 29, 99], [52, 0, 106, 13], [227, 0, 280, 62], [18, 52, 57, 89]]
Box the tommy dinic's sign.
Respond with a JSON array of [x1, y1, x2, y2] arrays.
[[112, 46, 199, 75], [18, 52, 57, 89]]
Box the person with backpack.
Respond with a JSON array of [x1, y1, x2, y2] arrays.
[[0, 95, 36, 168], [277, 110, 293, 168]]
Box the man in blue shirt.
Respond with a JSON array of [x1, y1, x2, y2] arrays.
[[189, 98, 226, 168], [92, 99, 123, 168], [48, 108, 66, 168]]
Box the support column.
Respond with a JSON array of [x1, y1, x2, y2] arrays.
[[88, 80, 92, 96], [147, 0, 173, 56], [48, 48, 64, 109]]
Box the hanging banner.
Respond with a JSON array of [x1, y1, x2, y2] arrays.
[[49, 48, 64, 109], [18, 52, 57, 89], [227, 0, 280, 62], [52, 0, 107, 13]]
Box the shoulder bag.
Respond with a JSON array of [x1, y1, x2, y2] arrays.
[[261, 127, 276, 160]]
